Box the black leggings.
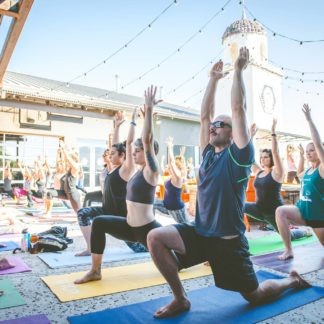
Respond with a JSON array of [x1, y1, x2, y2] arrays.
[[46, 189, 81, 213], [91, 215, 161, 254]]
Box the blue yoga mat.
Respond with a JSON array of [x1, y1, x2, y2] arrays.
[[68, 271, 324, 324], [0, 241, 19, 252], [38, 248, 150, 269]]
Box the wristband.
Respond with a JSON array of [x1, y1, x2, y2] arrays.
[[130, 121, 136, 126], [271, 133, 276, 137]]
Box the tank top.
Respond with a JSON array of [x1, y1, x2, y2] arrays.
[[36, 179, 45, 193], [254, 170, 283, 213], [126, 170, 156, 204], [102, 166, 127, 216], [64, 170, 77, 193], [297, 167, 324, 220], [4, 177, 11, 191], [163, 179, 184, 210]]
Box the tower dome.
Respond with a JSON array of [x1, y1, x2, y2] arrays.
[[222, 18, 265, 43]]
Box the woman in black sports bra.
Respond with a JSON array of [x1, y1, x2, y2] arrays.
[[75, 85, 162, 284], [244, 119, 311, 240]]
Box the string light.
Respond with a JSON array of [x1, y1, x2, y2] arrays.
[[242, 4, 324, 44], [35, 0, 178, 96], [120, 0, 233, 90], [269, 59, 324, 75]]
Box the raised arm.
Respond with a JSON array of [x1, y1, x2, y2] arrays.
[[61, 147, 79, 173], [112, 111, 125, 145], [231, 47, 250, 148], [5, 160, 12, 180], [142, 86, 162, 180], [302, 104, 324, 175], [297, 144, 305, 178], [271, 118, 284, 182], [200, 60, 228, 151], [120, 107, 137, 179], [249, 123, 261, 174], [166, 137, 181, 180]]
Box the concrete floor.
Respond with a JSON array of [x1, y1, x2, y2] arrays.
[[0, 215, 323, 324]]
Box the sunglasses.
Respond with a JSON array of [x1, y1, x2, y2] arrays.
[[209, 121, 232, 129]]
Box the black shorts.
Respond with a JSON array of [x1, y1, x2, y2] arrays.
[[174, 223, 259, 293]]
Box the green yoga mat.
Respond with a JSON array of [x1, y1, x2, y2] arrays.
[[248, 233, 317, 256], [0, 279, 26, 309]]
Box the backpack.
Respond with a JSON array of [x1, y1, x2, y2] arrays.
[[37, 235, 69, 252], [37, 226, 73, 252]]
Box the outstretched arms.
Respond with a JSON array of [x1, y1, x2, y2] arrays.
[[120, 107, 137, 179], [302, 104, 324, 176], [231, 47, 250, 149], [271, 118, 284, 182], [142, 86, 162, 179], [249, 123, 261, 174], [166, 137, 182, 181], [200, 60, 228, 151], [112, 111, 125, 145]]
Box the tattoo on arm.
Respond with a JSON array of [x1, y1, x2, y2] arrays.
[[145, 151, 158, 172]]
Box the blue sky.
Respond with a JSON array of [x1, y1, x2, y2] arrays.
[[3, 0, 324, 136]]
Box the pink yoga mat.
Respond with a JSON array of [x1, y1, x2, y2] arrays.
[[0, 256, 31, 275]]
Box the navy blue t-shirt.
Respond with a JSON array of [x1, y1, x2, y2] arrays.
[[195, 141, 254, 237]]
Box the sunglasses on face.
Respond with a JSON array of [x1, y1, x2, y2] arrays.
[[209, 121, 232, 129]]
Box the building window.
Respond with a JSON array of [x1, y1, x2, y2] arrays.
[[0, 133, 59, 184]]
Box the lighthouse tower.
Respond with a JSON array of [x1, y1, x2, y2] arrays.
[[216, 10, 283, 130]]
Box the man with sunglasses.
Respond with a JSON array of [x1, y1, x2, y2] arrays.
[[147, 47, 310, 318]]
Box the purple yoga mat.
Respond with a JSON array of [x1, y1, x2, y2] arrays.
[[0, 314, 50, 324], [0, 256, 31, 275], [251, 243, 324, 274]]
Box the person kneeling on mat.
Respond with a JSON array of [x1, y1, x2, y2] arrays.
[[147, 48, 310, 319], [74, 85, 163, 284]]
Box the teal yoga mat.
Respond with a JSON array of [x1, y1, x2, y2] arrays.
[[0, 279, 25, 309]]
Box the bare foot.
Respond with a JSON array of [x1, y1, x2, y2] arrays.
[[75, 250, 91, 257], [154, 298, 191, 319], [0, 258, 15, 270], [74, 270, 101, 284], [278, 250, 294, 260], [290, 270, 312, 289]]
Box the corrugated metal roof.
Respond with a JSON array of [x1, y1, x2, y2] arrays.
[[2, 71, 200, 121]]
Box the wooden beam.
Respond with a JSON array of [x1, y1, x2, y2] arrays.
[[0, 8, 19, 19], [0, 0, 34, 86]]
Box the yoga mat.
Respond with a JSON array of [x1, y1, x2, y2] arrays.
[[252, 243, 324, 274], [38, 248, 150, 269], [248, 233, 317, 256], [0, 314, 50, 324], [0, 279, 25, 309], [68, 271, 324, 324], [0, 241, 19, 251], [42, 261, 212, 302], [0, 257, 31, 275]]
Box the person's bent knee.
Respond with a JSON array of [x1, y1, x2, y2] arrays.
[[147, 227, 165, 250], [275, 206, 287, 223], [91, 216, 106, 232], [240, 287, 262, 305]]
